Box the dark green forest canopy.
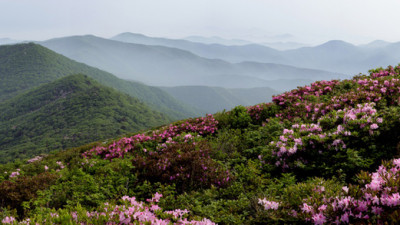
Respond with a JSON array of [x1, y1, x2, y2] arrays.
[[0, 74, 170, 163]]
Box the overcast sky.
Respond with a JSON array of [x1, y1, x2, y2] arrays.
[[1, 0, 400, 45]]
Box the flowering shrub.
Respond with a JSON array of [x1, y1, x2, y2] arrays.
[[245, 65, 400, 125], [9, 169, 21, 178], [258, 198, 280, 210], [1, 216, 15, 224], [263, 101, 385, 180], [258, 157, 400, 224], [83, 114, 218, 160], [4, 193, 216, 224], [133, 140, 232, 192], [27, 155, 43, 163]]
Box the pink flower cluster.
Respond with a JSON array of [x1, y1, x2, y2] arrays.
[[8, 193, 215, 224], [73, 193, 216, 225], [27, 155, 43, 163], [370, 65, 399, 78], [258, 198, 280, 210], [340, 102, 383, 135], [1, 216, 15, 224], [269, 103, 382, 168], [282, 158, 400, 224], [83, 114, 218, 160], [247, 103, 272, 121], [247, 65, 400, 124], [9, 168, 20, 178], [272, 80, 340, 107]]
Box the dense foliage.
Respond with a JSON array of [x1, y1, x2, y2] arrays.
[[2, 65, 400, 224], [0, 74, 170, 163], [0, 43, 197, 120]]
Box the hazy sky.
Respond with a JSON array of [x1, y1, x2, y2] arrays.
[[1, 0, 400, 45]]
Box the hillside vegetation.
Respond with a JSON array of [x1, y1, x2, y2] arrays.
[[0, 43, 197, 119], [0, 74, 169, 163], [2, 65, 400, 224]]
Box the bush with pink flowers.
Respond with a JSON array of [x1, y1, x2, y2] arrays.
[[6, 193, 216, 224]]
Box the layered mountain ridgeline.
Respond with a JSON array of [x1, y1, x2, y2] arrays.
[[3, 65, 400, 224], [160, 85, 280, 114], [111, 32, 288, 64], [0, 74, 170, 163], [0, 43, 197, 119], [40, 35, 343, 89], [112, 32, 400, 75]]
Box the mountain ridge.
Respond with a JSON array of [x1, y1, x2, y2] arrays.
[[41, 34, 343, 89], [112, 32, 400, 75]]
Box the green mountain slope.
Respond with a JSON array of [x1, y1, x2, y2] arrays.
[[0, 43, 198, 119], [0, 74, 170, 163], [160, 85, 280, 113]]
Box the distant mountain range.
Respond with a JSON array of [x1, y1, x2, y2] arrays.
[[182, 35, 308, 50], [110, 32, 294, 67], [0, 74, 170, 163], [40, 35, 342, 89], [112, 32, 400, 75], [183, 35, 254, 46], [260, 41, 308, 50], [0, 43, 197, 119]]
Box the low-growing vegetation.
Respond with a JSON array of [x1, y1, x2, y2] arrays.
[[2, 65, 400, 224]]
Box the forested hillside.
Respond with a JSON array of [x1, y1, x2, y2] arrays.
[[0, 74, 169, 163], [2, 65, 400, 224], [0, 43, 198, 119]]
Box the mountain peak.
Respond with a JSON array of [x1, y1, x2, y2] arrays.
[[360, 40, 391, 48], [318, 40, 355, 48], [113, 32, 148, 38]]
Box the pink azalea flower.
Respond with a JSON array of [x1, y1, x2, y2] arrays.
[[258, 198, 280, 210], [340, 212, 349, 223], [370, 123, 378, 130], [312, 212, 326, 225], [301, 203, 313, 213], [10, 171, 20, 178], [371, 206, 384, 215], [2, 216, 15, 224]]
